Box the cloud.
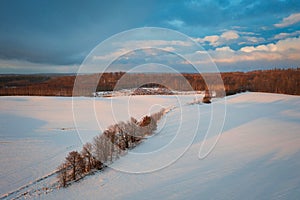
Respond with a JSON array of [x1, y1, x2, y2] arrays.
[[93, 39, 194, 62], [194, 35, 220, 46], [209, 47, 281, 64], [192, 36, 300, 67], [194, 30, 266, 47], [236, 31, 257, 36], [274, 13, 300, 28], [215, 46, 234, 52], [194, 30, 239, 47], [166, 19, 185, 28], [0, 59, 79, 74], [120, 40, 193, 48], [221, 30, 239, 40], [160, 46, 176, 52], [274, 30, 300, 40], [93, 48, 130, 61], [0, 0, 157, 70], [240, 44, 277, 53], [275, 36, 300, 52], [243, 36, 265, 43]]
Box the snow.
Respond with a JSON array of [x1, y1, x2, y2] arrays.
[[0, 94, 200, 197], [1, 92, 300, 199]]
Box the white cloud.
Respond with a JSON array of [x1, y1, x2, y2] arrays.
[[166, 19, 185, 28], [90, 36, 300, 71], [274, 33, 291, 40], [160, 46, 176, 52], [194, 30, 258, 47], [220, 30, 239, 40], [244, 36, 265, 43], [204, 35, 220, 43], [195, 31, 265, 48], [210, 49, 282, 64], [275, 36, 300, 52], [240, 44, 277, 53], [274, 13, 300, 28], [274, 30, 300, 40], [194, 35, 220, 46], [205, 36, 300, 64], [93, 39, 194, 61], [215, 46, 234, 52], [236, 31, 257, 36]]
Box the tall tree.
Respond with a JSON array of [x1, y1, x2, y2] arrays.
[[65, 151, 85, 181], [81, 142, 93, 172], [57, 163, 68, 187]]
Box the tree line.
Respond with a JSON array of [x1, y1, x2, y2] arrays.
[[0, 68, 299, 96], [57, 109, 165, 187]]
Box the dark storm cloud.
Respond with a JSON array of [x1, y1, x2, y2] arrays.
[[0, 0, 155, 65]]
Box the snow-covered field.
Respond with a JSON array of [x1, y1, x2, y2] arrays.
[[1, 93, 300, 199], [0, 94, 198, 198]]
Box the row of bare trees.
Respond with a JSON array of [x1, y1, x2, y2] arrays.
[[57, 109, 165, 187], [2, 68, 300, 96]]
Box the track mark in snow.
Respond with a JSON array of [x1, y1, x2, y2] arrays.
[[0, 170, 59, 200]]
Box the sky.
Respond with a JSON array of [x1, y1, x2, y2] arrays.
[[0, 0, 300, 73]]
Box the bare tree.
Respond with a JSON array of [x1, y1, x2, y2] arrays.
[[93, 135, 109, 164], [65, 151, 85, 181], [81, 142, 93, 172], [139, 116, 157, 136], [57, 109, 166, 187], [103, 127, 117, 162], [57, 163, 68, 187]]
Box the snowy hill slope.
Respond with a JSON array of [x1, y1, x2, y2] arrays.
[[1, 93, 300, 199], [42, 92, 300, 200], [0, 94, 201, 197]]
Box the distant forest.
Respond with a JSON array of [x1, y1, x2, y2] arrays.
[[0, 68, 299, 96]]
